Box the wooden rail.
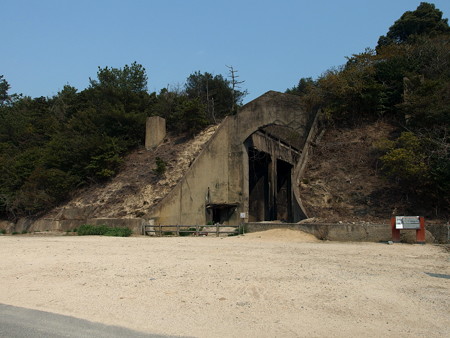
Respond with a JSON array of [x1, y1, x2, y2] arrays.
[[142, 224, 241, 237]]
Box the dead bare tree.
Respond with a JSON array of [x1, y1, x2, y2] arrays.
[[226, 65, 245, 114]]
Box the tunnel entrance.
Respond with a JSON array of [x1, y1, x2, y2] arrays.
[[246, 126, 301, 223], [206, 203, 238, 224]]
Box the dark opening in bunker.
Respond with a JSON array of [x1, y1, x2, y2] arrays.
[[246, 125, 303, 223], [248, 147, 271, 222], [206, 203, 238, 224]]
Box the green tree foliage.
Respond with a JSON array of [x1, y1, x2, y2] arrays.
[[89, 61, 148, 93], [152, 69, 246, 135], [0, 64, 153, 219], [286, 77, 315, 96], [0, 64, 246, 219], [177, 97, 209, 136], [0, 75, 10, 105], [377, 2, 450, 48], [185, 71, 246, 121], [377, 132, 429, 186]]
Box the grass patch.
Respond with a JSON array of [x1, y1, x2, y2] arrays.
[[77, 224, 132, 237]]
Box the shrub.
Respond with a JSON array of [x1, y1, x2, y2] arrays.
[[179, 227, 198, 236], [378, 132, 429, 186], [0, 229, 6, 234], [153, 157, 167, 176], [77, 224, 132, 237], [104, 227, 132, 237]]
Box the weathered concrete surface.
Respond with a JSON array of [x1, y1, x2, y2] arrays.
[[57, 206, 96, 220], [27, 218, 144, 234], [147, 91, 315, 226], [145, 116, 166, 150], [29, 219, 61, 232], [13, 218, 33, 233], [0, 220, 15, 233], [426, 224, 450, 244]]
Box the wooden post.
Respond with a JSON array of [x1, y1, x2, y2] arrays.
[[391, 217, 401, 242], [159, 224, 162, 237], [416, 217, 426, 244]]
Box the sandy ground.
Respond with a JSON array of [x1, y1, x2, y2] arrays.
[[0, 229, 449, 337]]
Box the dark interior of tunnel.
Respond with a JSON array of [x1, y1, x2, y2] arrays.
[[248, 147, 271, 222], [247, 125, 302, 223]]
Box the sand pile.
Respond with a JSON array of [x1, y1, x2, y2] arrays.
[[237, 228, 319, 242]]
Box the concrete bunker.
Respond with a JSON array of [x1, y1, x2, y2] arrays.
[[146, 91, 316, 226]]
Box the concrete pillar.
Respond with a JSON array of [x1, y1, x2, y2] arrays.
[[145, 116, 166, 150], [269, 151, 277, 220]]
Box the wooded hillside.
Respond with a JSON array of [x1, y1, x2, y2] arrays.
[[288, 2, 450, 219], [0, 64, 245, 219], [1, 2, 448, 221]]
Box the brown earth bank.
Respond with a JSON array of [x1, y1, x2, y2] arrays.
[[299, 119, 448, 224], [1, 230, 449, 337]]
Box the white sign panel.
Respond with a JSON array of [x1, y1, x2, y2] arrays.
[[395, 216, 420, 230]]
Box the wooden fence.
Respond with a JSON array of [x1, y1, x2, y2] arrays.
[[142, 224, 241, 237]]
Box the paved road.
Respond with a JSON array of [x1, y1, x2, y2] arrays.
[[0, 304, 179, 338]]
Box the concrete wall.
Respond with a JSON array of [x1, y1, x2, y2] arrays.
[[147, 91, 315, 226], [145, 116, 166, 150], [0, 220, 15, 233], [27, 217, 145, 234], [148, 118, 233, 225], [244, 222, 437, 243]]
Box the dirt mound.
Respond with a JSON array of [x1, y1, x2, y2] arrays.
[[237, 228, 319, 242]]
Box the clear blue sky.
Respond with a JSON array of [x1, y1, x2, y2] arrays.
[[2, 0, 449, 103]]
